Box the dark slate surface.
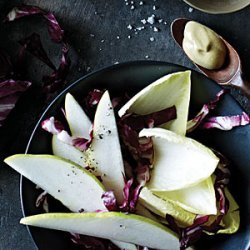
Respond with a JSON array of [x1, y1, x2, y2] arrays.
[[0, 0, 249, 249]]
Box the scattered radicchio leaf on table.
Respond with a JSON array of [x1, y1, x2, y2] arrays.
[[5, 5, 64, 43], [5, 5, 70, 99], [186, 89, 227, 132], [0, 79, 31, 127]]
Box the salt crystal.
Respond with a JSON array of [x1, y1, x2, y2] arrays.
[[147, 15, 155, 25], [101, 39, 105, 43], [117, 36, 120, 39], [136, 26, 145, 31], [128, 35, 131, 39], [145, 55, 149, 59], [189, 7, 193, 13], [153, 27, 159, 32], [127, 24, 133, 30], [150, 37, 155, 42], [131, 5, 135, 10], [139, 1, 144, 5], [153, 5, 157, 10], [158, 19, 163, 23], [141, 19, 147, 25]]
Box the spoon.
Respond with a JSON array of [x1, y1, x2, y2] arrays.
[[171, 18, 250, 98]]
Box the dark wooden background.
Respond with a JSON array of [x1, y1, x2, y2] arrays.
[[0, 0, 249, 249]]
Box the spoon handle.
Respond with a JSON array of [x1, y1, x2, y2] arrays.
[[229, 71, 250, 99]]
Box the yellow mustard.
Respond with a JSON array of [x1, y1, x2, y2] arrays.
[[183, 21, 227, 70]]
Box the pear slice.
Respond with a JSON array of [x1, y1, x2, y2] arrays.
[[139, 128, 219, 191], [86, 91, 125, 203], [139, 187, 195, 226], [4, 154, 106, 212], [65, 93, 92, 139], [52, 135, 87, 167], [118, 71, 191, 135], [111, 240, 138, 250], [153, 177, 217, 215], [20, 212, 179, 250]]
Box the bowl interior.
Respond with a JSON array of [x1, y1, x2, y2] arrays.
[[183, 0, 250, 14], [22, 61, 250, 250]]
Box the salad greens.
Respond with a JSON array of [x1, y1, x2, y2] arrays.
[[4, 70, 245, 250]]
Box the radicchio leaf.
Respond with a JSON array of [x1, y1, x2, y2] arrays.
[[6, 5, 64, 43], [35, 190, 49, 213], [5, 5, 70, 97], [86, 89, 104, 107], [102, 178, 142, 213], [101, 191, 118, 211], [41, 116, 92, 151], [119, 106, 176, 188], [0, 79, 31, 127], [187, 89, 227, 132], [200, 112, 250, 130]]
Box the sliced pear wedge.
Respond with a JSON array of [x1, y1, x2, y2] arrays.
[[111, 240, 138, 250], [118, 71, 191, 135], [4, 154, 106, 212], [20, 212, 179, 250], [86, 91, 125, 203], [139, 128, 219, 191], [52, 135, 87, 167], [153, 177, 217, 215], [139, 187, 195, 226], [65, 93, 92, 139]]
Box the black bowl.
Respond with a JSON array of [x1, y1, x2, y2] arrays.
[[21, 61, 250, 250]]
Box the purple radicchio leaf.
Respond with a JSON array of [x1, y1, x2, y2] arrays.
[[101, 178, 142, 213], [187, 89, 227, 133], [200, 112, 250, 130], [5, 5, 64, 43], [35, 190, 49, 213], [119, 106, 176, 187], [0, 79, 31, 127], [41, 116, 92, 151], [122, 105, 177, 131], [86, 89, 105, 108], [119, 177, 142, 212], [5, 5, 70, 97], [101, 191, 118, 211], [180, 215, 210, 250]]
